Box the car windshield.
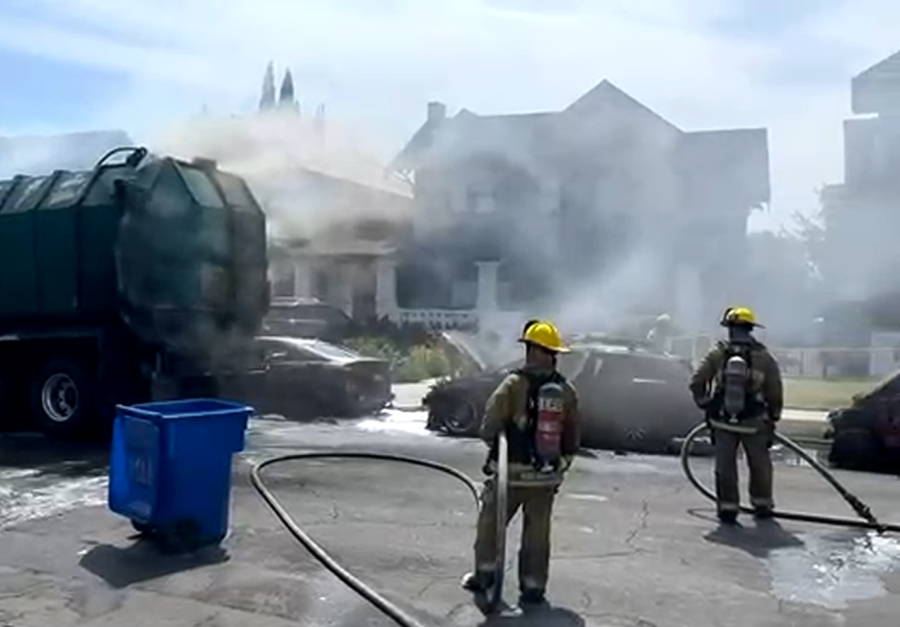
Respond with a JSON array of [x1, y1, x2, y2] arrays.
[[494, 350, 589, 379], [298, 340, 361, 361]]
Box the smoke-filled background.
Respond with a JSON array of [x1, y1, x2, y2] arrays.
[[2, 0, 900, 347]]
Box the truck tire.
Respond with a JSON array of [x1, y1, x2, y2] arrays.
[[0, 370, 7, 428], [29, 358, 95, 440]]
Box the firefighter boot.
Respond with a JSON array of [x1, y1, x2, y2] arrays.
[[717, 510, 738, 525], [461, 570, 494, 593]]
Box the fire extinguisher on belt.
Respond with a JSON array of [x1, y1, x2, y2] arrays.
[[534, 380, 565, 470]]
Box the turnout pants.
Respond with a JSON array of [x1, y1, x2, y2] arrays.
[[713, 421, 774, 514], [472, 477, 556, 592]]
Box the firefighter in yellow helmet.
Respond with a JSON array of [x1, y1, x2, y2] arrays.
[[689, 306, 783, 524], [462, 319, 581, 605]]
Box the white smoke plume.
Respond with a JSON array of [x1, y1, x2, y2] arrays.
[[152, 107, 413, 242], [1, 1, 898, 345]]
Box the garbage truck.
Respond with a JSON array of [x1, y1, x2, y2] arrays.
[[0, 146, 269, 439]]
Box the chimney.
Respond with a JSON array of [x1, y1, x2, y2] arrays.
[[427, 101, 446, 123]]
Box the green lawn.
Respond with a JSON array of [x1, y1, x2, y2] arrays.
[[783, 377, 879, 410]]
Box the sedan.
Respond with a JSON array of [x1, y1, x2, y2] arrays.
[[246, 336, 393, 419], [423, 339, 704, 454]]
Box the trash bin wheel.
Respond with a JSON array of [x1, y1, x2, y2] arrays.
[[159, 518, 203, 554], [131, 520, 155, 536]]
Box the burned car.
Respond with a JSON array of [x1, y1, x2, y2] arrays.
[[245, 336, 393, 419], [262, 297, 355, 343], [826, 371, 900, 474], [423, 338, 703, 454]]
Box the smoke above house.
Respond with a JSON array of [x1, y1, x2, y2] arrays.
[[395, 84, 771, 339], [151, 62, 413, 243]]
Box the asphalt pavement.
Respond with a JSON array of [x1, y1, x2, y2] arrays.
[[0, 391, 898, 626]]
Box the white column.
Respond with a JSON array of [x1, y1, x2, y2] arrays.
[[375, 257, 398, 318], [292, 258, 313, 298], [476, 261, 500, 312]]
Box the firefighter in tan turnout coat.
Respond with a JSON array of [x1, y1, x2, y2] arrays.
[[462, 319, 580, 605], [689, 306, 784, 525]]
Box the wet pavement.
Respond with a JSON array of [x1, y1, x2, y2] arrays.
[[1, 400, 899, 626]]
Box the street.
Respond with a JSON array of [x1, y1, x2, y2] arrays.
[[0, 392, 899, 626]]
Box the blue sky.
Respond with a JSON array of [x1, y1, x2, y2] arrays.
[[0, 0, 896, 230]]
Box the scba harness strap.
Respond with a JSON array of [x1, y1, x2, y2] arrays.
[[485, 370, 567, 472], [517, 368, 566, 471], [709, 342, 766, 429]]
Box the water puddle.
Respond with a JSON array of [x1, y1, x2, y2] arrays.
[[566, 493, 609, 503], [354, 409, 430, 436], [765, 531, 900, 609], [0, 475, 108, 529]]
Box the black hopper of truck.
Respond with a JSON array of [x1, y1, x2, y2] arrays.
[[0, 147, 269, 440]]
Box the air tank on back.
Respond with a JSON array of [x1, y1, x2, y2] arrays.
[[0, 146, 269, 362]]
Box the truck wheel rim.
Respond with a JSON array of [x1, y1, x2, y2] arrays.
[[41, 373, 79, 423]]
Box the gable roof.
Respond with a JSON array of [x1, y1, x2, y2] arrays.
[[392, 79, 679, 170], [563, 80, 680, 132], [852, 49, 900, 115], [855, 49, 900, 81]]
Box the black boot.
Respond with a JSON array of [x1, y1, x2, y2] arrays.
[[717, 510, 738, 525], [461, 571, 494, 593], [519, 588, 546, 605], [753, 506, 774, 520]]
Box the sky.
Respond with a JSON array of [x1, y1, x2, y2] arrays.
[[0, 0, 897, 232]]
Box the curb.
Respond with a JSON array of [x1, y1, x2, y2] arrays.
[[779, 418, 829, 440]]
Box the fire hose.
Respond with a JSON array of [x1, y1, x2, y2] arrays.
[[680, 422, 900, 533], [249, 432, 511, 627]]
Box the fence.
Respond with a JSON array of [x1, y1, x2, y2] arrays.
[[667, 335, 900, 379]]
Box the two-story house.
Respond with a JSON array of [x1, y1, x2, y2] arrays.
[[822, 50, 900, 305], [392, 80, 769, 331]]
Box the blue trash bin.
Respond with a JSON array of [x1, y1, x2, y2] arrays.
[[108, 398, 252, 552]]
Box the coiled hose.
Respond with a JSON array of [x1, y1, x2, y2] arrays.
[[679, 422, 900, 533], [249, 436, 511, 627]]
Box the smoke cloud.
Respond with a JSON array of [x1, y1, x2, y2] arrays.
[[152, 108, 412, 242], [2, 1, 899, 348]]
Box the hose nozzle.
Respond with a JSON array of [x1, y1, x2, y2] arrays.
[[847, 494, 886, 533]]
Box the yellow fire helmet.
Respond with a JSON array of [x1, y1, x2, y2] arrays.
[[721, 306, 764, 328], [519, 320, 570, 353]]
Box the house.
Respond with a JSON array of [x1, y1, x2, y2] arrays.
[[156, 63, 414, 321], [821, 50, 900, 304], [392, 80, 769, 331]]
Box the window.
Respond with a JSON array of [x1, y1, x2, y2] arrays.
[[557, 351, 590, 380], [466, 183, 496, 214]]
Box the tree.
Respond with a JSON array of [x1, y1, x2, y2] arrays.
[[787, 200, 826, 281]]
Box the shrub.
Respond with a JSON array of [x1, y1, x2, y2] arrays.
[[344, 336, 457, 383]]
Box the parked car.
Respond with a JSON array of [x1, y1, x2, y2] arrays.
[[825, 372, 900, 474], [423, 339, 703, 454], [244, 336, 393, 419], [262, 297, 354, 342]]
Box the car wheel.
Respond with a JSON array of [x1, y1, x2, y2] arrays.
[[443, 399, 481, 436], [828, 428, 878, 470], [29, 358, 95, 440]]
